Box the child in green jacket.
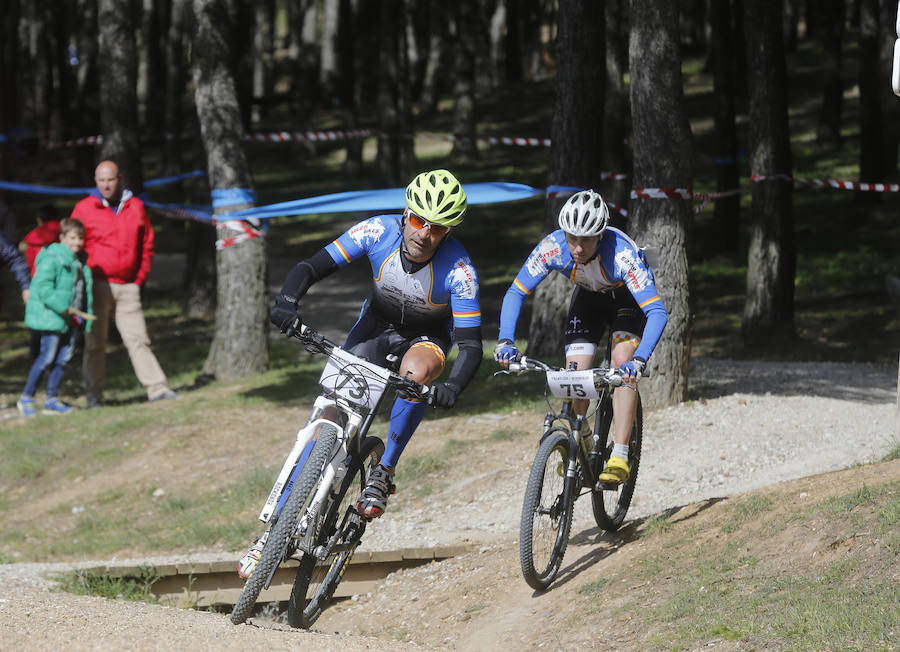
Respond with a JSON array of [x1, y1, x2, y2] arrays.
[[18, 218, 93, 416]]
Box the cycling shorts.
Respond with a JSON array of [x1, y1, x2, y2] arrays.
[[564, 286, 646, 348], [344, 303, 450, 370]]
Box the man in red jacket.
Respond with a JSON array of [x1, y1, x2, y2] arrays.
[[71, 160, 176, 406]]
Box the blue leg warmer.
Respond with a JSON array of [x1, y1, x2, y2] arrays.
[[380, 397, 427, 469]]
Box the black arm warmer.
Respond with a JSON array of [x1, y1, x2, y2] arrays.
[[445, 325, 484, 391], [279, 248, 340, 304]]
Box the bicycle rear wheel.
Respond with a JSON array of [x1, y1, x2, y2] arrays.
[[230, 423, 338, 624], [519, 430, 574, 591], [287, 435, 384, 629], [591, 395, 642, 531]]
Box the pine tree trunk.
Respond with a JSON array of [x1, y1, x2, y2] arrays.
[[526, 0, 604, 360], [711, 0, 741, 253], [97, 0, 144, 191], [162, 0, 188, 176], [338, 0, 362, 175], [450, 0, 478, 162], [602, 0, 630, 231], [741, 0, 795, 345], [375, 0, 416, 186], [815, 0, 845, 145], [858, 0, 883, 184], [192, 0, 268, 380], [628, 0, 693, 409]]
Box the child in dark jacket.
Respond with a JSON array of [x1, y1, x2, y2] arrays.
[[18, 218, 94, 417]]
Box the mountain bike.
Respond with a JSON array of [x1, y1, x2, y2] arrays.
[[495, 356, 644, 590], [229, 322, 429, 628]]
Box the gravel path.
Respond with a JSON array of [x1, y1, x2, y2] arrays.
[[1, 357, 897, 650]]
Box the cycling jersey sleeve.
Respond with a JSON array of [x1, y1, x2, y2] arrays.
[[279, 248, 339, 304], [616, 246, 668, 362], [497, 232, 569, 342], [325, 217, 388, 268], [447, 256, 481, 329]]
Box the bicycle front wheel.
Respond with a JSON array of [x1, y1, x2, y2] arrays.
[[230, 423, 338, 625], [519, 430, 574, 591], [287, 435, 384, 629], [592, 395, 642, 531]]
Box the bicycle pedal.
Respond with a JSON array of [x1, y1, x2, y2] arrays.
[[596, 481, 621, 491]]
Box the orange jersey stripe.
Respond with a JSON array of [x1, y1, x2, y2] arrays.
[[333, 241, 352, 264], [514, 278, 532, 294], [638, 295, 661, 308]]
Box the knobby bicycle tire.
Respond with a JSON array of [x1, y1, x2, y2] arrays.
[[229, 423, 339, 625], [592, 395, 643, 531], [287, 435, 384, 629], [519, 430, 574, 591]]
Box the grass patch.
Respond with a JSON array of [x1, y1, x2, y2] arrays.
[[638, 514, 675, 538], [721, 495, 774, 533], [53, 567, 160, 603]]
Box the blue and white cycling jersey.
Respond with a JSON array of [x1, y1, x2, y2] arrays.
[[498, 227, 667, 362], [325, 215, 482, 329]]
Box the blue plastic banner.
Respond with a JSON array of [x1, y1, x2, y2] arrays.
[[221, 181, 543, 221], [211, 187, 257, 209]]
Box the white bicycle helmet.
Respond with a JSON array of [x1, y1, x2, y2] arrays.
[[557, 190, 609, 237]]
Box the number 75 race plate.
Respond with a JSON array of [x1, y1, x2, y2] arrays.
[[545, 370, 601, 400]]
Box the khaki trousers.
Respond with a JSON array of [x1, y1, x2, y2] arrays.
[[83, 280, 169, 400]]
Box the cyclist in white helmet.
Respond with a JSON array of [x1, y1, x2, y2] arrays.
[[495, 189, 668, 485]]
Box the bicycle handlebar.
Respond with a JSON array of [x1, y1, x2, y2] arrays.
[[499, 355, 650, 386], [288, 321, 431, 401]]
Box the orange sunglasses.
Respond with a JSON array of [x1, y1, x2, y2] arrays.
[[406, 211, 451, 236]]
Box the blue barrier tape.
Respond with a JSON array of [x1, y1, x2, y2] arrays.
[[0, 180, 93, 196], [220, 182, 543, 221], [0, 169, 207, 196], [144, 169, 206, 188], [211, 187, 257, 209]]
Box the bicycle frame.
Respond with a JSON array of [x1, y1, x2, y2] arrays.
[[256, 325, 426, 562]]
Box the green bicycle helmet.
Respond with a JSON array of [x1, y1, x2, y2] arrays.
[[405, 169, 468, 226]]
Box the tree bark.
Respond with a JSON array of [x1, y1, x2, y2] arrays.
[[338, 0, 363, 175], [97, 0, 144, 192], [288, 0, 319, 124], [192, 0, 268, 380], [628, 0, 693, 409], [320, 0, 340, 105], [602, 0, 630, 230], [450, 0, 478, 162], [527, 0, 604, 359], [162, 0, 189, 176], [375, 0, 416, 186], [710, 0, 741, 253], [815, 0, 845, 144], [858, 0, 883, 184], [741, 0, 795, 345], [250, 1, 273, 125]]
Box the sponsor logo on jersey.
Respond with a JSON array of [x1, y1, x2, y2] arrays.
[[526, 237, 563, 277], [348, 218, 386, 247], [451, 259, 478, 299], [615, 250, 651, 292]]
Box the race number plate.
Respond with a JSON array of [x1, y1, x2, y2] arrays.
[[319, 348, 392, 410], [545, 370, 601, 400]]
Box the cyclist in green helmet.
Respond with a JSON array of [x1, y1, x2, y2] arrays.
[[269, 169, 480, 509]]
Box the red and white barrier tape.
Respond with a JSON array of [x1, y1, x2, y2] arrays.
[[214, 220, 263, 250], [752, 174, 900, 192], [51, 135, 103, 148], [244, 129, 372, 143], [631, 188, 693, 200], [445, 135, 551, 147]]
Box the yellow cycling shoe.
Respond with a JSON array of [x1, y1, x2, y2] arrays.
[[598, 455, 630, 485]]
